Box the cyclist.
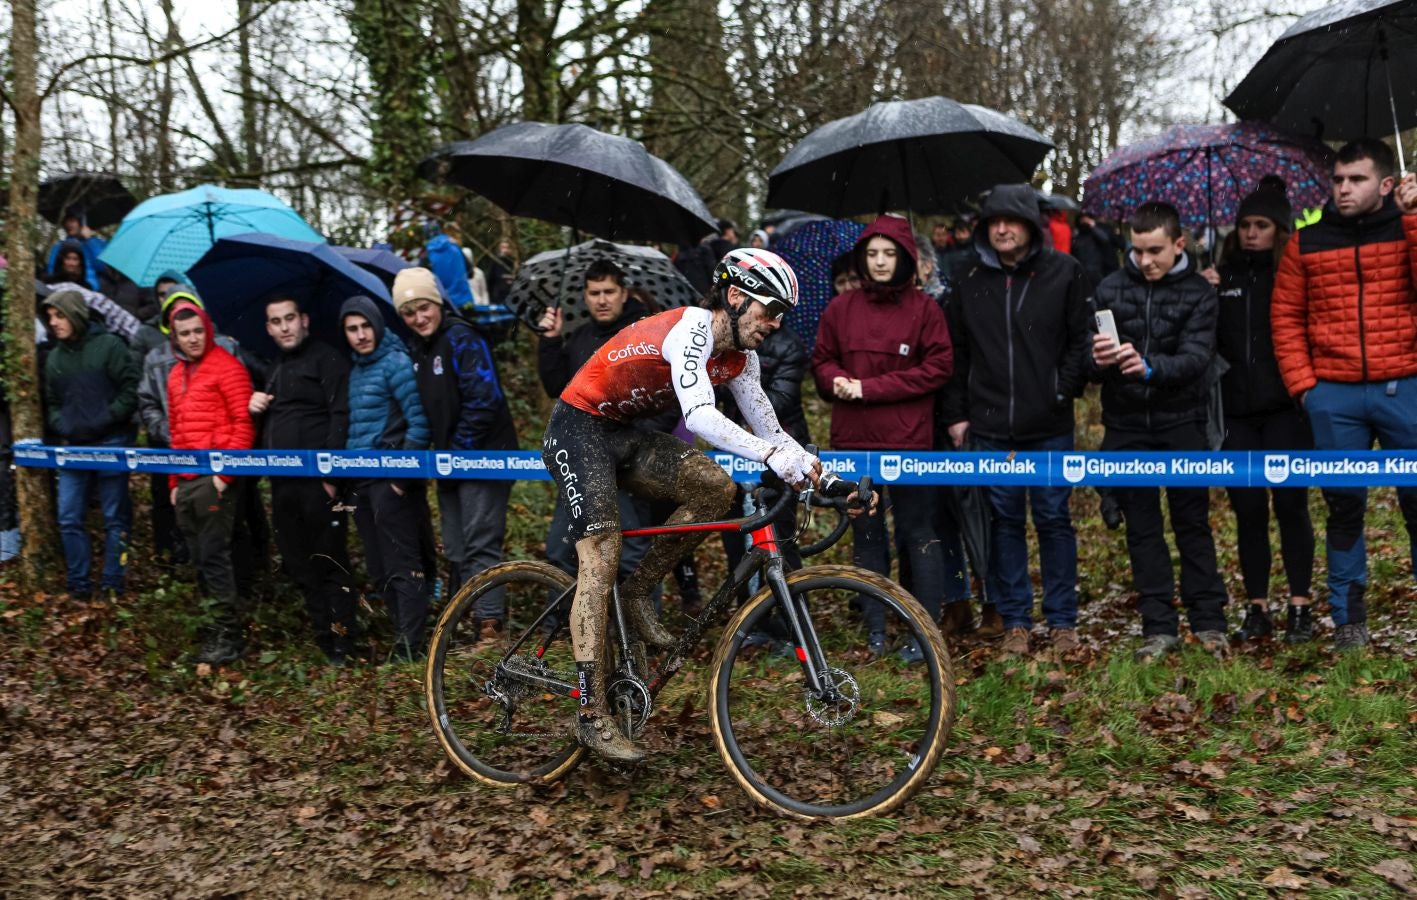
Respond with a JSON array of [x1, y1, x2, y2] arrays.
[[543, 249, 824, 764]]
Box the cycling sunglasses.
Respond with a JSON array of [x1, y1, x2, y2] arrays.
[[749, 295, 790, 321]]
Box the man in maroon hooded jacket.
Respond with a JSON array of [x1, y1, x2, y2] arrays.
[[812, 215, 954, 662]]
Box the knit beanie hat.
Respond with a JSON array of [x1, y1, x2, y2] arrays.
[[392, 267, 443, 313], [1236, 176, 1292, 228]]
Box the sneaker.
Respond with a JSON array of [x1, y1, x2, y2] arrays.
[[867, 632, 887, 659], [1194, 630, 1230, 655], [1234, 604, 1274, 641], [1000, 627, 1031, 657], [191, 631, 246, 666], [1049, 628, 1080, 654], [740, 630, 775, 651], [898, 641, 925, 665], [1284, 605, 1314, 644], [939, 602, 975, 638], [1332, 622, 1370, 652], [977, 604, 1005, 641], [1133, 633, 1180, 663], [576, 715, 646, 764]]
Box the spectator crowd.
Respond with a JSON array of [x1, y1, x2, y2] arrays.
[[24, 136, 1417, 666]]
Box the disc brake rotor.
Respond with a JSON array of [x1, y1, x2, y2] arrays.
[[805, 667, 860, 727]]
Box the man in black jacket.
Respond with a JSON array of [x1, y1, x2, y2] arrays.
[[397, 267, 519, 638], [248, 297, 359, 664], [536, 260, 659, 584], [943, 183, 1091, 657], [1090, 202, 1228, 662], [1072, 213, 1123, 289]]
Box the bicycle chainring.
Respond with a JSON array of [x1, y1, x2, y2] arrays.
[[608, 676, 653, 736], [804, 668, 860, 727]]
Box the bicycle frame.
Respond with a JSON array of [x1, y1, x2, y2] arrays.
[[493, 488, 847, 718]]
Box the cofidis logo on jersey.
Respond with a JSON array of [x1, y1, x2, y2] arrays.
[[606, 341, 660, 362]]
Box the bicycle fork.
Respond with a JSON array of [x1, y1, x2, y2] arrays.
[[761, 558, 843, 703]]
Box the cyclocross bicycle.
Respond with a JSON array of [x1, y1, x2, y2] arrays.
[[425, 467, 955, 820]]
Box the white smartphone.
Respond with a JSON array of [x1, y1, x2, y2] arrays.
[[1095, 309, 1120, 346]]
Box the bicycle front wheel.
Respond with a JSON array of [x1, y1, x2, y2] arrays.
[[425, 560, 586, 786], [709, 564, 955, 820]]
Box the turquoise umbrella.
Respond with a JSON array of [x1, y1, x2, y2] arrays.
[[98, 184, 322, 286]]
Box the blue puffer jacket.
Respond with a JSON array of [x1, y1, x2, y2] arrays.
[[342, 295, 431, 450]]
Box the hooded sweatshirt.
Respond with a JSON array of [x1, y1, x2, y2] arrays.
[[341, 295, 431, 451], [42, 289, 139, 444], [165, 301, 255, 486], [811, 215, 954, 449], [45, 238, 102, 291], [942, 183, 1091, 442]]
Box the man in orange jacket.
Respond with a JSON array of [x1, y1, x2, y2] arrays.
[[1271, 138, 1417, 651]]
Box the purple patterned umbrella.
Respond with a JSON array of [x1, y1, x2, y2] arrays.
[[773, 219, 866, 354], [1082, 123, 1334, 234]]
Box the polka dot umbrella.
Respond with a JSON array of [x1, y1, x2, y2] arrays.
[[507, 239, 700, 332], [773, 219, 866, 354], [1082, 122, 1334, 238]]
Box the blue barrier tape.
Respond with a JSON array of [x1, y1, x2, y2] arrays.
[[13, 442, 1417, 487]]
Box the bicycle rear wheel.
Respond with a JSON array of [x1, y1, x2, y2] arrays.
[[709, 564, 955, 820], [425, 560, 586, 786]]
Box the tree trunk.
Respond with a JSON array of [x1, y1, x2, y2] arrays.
[[237, 0, 261, 185], [5, 0, 59, 588]]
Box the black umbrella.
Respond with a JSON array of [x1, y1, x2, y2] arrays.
[[1034, 188, 1081, 212], [506, 239, 699, 331], [767, 97, 1055, 217], [1224, 0, 1417, 171], [417, 122, 717, 246], [38, 172, 137, 229]]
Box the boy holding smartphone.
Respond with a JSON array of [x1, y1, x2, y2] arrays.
[[1090, 202, 1229, 662]]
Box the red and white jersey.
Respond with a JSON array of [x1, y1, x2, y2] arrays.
[[562, 307, 748, 423]]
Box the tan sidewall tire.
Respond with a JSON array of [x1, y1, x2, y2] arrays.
[[425, 559, 587, 786], [708, 564, 956, 820]]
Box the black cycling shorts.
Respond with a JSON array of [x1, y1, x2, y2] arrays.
[[542, 401, 707, 541]]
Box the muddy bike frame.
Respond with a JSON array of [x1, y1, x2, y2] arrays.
[[491, 475, 869, 732]]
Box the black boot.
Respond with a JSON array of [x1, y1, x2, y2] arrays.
[[1098, 489, 1124, 531], [1284, 604, 1314, 644], [191, 629, 246, 666], [1235, 603, 1274, 641]]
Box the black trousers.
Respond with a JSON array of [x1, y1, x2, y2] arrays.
[[352, 479, 428, 653], [1223, 408, 1314, 600], [175, 477, 248, 634], [149, 471, 184, 561], [1102, 424, 1228, 637], [852, 484, 944, 627], [272, 478, 359, 656]]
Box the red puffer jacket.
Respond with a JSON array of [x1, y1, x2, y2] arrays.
[[166, 301, 255, 487], [811, 215, 954, 450], [1271, 198, 1417, 396]]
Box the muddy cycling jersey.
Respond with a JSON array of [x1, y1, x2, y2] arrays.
[[564, 307, 744, 422], [561, 307, 787, 462]]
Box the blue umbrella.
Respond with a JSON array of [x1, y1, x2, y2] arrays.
[[99, 184, 323, 286], [773, 219, 866, 353], [188, 233, 403, 358], [335, 245, 411, 289]]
